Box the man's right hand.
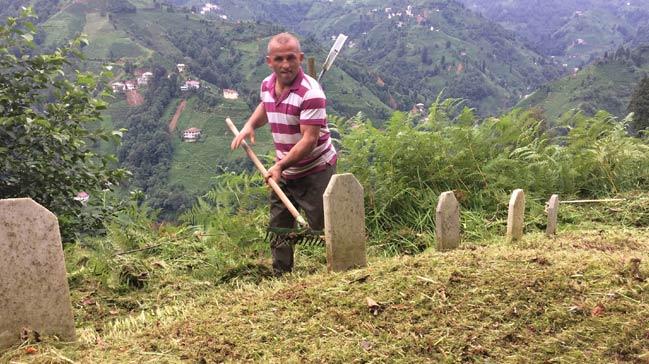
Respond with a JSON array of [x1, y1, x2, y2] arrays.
[[231, 124, 255, 150]]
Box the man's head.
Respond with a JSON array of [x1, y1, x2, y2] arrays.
[[266, 32, 304, 87]]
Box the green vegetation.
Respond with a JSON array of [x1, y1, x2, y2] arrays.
[[81, 12, 148, 60], [3, 9, 649, 362], [200, 0, 564, 115], [628, 75, 649, 135], [518, 45, 649, 120], [0, 10, 127, 240], [460, 0, 649, 68], [339, 101, 649, 250], [40, 3, 86, 47], [168, 96, 273, 195]]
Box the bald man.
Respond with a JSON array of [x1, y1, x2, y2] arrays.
[[231, 33, 337, 275]]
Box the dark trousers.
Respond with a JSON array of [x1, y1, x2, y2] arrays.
[[269, 164, 335, 274]]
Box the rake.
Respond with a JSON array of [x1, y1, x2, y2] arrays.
[[225, 117, 325, 247]]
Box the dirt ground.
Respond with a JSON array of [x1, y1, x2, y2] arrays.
[[125, 89, 144, 106], [168, 99, 187, 132]]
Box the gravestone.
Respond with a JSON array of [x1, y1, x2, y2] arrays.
[[506, 189, 526, 242], [0, 198, 75, 349], [323, 173, 367, 272], [435, 191, 460, 251], [546, 194, 560, 236]]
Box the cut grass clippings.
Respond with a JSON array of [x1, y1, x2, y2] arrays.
[[2, 228, 649, 363]]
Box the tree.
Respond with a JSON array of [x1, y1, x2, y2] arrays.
[[627, 75, 649, 136], [0, 9, 128, 239]]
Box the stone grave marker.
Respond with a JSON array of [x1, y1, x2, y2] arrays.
[[435, 191, 460, 251], [0, 198, 75, 349], [323, 173, 367, 272], [506, 189, 526, 242], [546, 194, 560, 236]]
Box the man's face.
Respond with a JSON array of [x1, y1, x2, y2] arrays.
[[266, 40, 304, 87]]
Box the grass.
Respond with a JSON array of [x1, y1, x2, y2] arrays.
[[41, 6, 86, 47], [2, 216, 649, 362], [517, 49, 649, 120], [168, 96, 273, 195], [81, 12, 149, 60]]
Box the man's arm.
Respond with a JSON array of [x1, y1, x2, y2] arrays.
[[266, 124, 320, 182], [230, 102, 268, 149]]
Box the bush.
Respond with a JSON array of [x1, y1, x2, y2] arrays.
[[0, 9, 129, 240]]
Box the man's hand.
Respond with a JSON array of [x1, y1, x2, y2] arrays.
[[265, 163, 283, 184], [231, 124, 255, 150]]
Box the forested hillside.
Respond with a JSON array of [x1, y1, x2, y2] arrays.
[[3, 0, 649, 219], [460, 0, 649, 68], [518, 45, 649, 120], [174, 0, 565, 115]]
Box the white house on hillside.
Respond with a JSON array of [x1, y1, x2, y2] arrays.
[[223, 88, 239, 99], [182, 127, 202, 142], [181, 80, 200, 91], [111, 82, 126, 93]]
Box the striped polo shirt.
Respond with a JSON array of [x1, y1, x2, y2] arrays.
[[260, 68, 337, 180]]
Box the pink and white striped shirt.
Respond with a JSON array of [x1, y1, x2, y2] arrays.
[[261, 68, 337, 180]]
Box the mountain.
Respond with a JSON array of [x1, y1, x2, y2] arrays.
[[459, 0, 649, 68], [173, 0, 564, 115], [9, 0, 396, 208], [517, 45, 649, 120]]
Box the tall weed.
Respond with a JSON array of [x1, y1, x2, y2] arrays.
[[339, 102, 649, 253]]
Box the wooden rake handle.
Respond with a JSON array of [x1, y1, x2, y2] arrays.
[[225, 117, 308, 227]]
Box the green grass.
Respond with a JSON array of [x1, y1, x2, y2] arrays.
[[41, 5, 86, 47], [517, 54, 649, 120], [81, 12, 149, 60], [168, 96, 273, 195]]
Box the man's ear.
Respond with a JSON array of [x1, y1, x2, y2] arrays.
[[299, 52, 305, 63], [265, 55, 272, 67]]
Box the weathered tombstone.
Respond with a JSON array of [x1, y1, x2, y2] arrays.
[[323, 173, 367, 272], [0, 198, 75, 349], [545, 194, 560, 236], [435, 191, 460, 251], [506, 189, 526, 242]]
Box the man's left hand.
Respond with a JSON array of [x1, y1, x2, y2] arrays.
[[265, 163, 283, 184]]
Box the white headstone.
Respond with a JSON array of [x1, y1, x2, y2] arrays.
[[546, 194, 560, 236], [323, 174, 367, 272], [0, 198, 75, 349], [435, 191, 460, 251], [506, 189, 526, 242]]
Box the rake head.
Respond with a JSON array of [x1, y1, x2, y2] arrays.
[[265, 227, 326, 247]]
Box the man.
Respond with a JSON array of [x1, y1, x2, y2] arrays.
[[231, 32, 337, 275]]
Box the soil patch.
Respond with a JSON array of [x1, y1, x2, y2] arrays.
[[168, 99, 187, 132], [125, 89, 144, 106]]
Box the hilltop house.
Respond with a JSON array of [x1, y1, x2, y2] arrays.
[[177, 63, 186, 73], [223, 88, 239, 99], [137, 71, 153, 86], [111, 82, 126, 93], [181, 80, 200, 91], [125, 81, 136, 91], [200, 3, 220, 14], [182, 127, 202, 142]]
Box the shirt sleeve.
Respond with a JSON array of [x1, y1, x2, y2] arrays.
[[299, 88, 327, 126]]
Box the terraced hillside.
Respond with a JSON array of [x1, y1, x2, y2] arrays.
[[461, 0, 649, 68], [170, 0, 565, 115], [517, 45, 649, 120]]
